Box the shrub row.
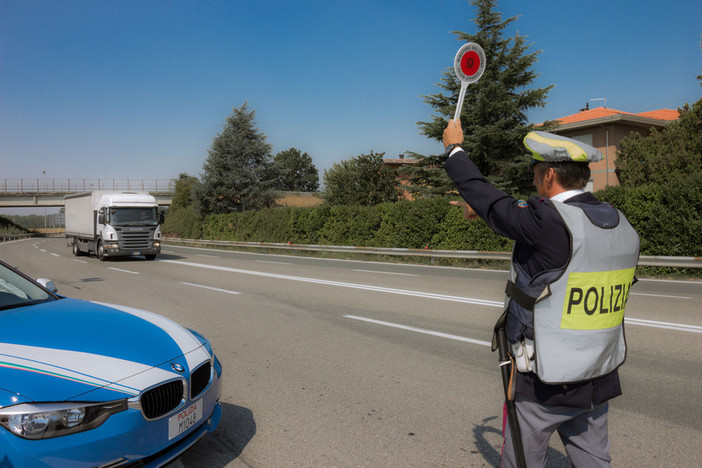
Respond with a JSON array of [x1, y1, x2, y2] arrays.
[[597, 173, 701, 257], [183, 196, 512, 252], [163, 173, 701, 258]]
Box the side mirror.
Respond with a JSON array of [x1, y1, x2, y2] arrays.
[[36, 278, 58, 293]]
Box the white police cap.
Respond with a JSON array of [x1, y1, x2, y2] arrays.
[[524, 131, 603, 165]]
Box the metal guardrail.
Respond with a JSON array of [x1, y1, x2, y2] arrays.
[[163, 238, 702, 269], [1, 178, 176, 194], [0, 233, 34, 242], [1, 234, 698, 268]]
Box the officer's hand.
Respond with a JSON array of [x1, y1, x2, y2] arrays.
[[443, 119, 464, 148], [450, 200, 478, 220]]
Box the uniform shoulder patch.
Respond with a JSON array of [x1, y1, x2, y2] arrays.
[[517, 199, 528, 208]]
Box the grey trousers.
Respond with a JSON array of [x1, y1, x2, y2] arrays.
[[501, 396, 611, 468]]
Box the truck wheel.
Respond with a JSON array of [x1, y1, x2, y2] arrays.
[[72, 239, 82, 257], [97, 241, 107, 261]]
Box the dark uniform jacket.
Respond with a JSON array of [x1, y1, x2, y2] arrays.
[[445, 149, 621, 408]]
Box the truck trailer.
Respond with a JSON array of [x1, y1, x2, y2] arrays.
[[65, 191, 162, 260]]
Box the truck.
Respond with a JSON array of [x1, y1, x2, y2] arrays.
[[65, 191, 162, 261]]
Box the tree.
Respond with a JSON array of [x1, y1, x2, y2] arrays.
[[273, 148, 320, 192], [323, 151, 399, 206], [162, 173, 203, 238], [615, 98, 702, 186], [410, 0, 554, 195], [171, 173, 200, 210], [197, 102, 279, 214]]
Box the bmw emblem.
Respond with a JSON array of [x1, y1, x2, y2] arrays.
[[171, 362, 185, 373]]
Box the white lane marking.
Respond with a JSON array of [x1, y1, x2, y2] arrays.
[[256, 260, 292, 265], [347, 315, 702, 347], [625, 318, 702, 333], [181, 282, 241, 295], [159, 259, 701, 334], [345, 315, 491, 347], [196, 254, 217, 258], [72, 259, 88, 264], [158, 259, 503, 308], [353, 269, 417, 277], [107, 267, 140, 275], [40, 249, 47, 252], [50, 253, 60, 257], [639, 278, 702, 285], [166, 244, 509, 273], [630, 292, 690, 300]]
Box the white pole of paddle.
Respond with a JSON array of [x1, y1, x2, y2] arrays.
[[452, 42, 486, 123]]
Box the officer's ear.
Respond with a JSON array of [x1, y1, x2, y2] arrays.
[[544, 167, 555, 181], [543, 167, 557, 191]]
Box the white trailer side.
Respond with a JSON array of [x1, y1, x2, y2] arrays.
[[64, 192, 99, 238]]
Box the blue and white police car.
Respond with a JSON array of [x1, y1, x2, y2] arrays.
[[0, 259, 222, 467]]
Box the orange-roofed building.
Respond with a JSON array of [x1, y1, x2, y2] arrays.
[[545, 105, 679, 191]]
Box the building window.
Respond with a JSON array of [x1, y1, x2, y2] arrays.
[[571, 133, 593, 146]]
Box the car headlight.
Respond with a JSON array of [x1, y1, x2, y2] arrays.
[[0, 400, 126, 439]]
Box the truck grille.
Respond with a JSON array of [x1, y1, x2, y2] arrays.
[[141, 380, 184, 419], [190, 362, 212, 399], [119, 231, 152, 250]]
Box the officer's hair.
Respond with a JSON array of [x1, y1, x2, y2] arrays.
[[535, 162, 590, 190]]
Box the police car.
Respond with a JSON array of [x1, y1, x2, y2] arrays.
[[0, 259, 222, 467]]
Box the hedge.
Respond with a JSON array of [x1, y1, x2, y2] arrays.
[[597, 173, 701, 257], [164, 174, 701, 258], [177, 197, 512, 252]]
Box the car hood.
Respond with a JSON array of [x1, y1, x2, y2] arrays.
[[0, 298, 210, 404]]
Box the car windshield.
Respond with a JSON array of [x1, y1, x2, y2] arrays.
[[109, 207, 158, 226], [0, 262, 56, 311]]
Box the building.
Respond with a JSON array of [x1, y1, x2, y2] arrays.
[[547, 106, 679, 191], [382, 106, 680, 196]]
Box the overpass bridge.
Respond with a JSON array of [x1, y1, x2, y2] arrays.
[[0, 178, 175, 207]]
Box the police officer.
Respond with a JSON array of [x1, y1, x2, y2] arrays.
[[442, 119, 639, 467]]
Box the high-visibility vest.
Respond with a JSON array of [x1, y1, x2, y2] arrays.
[[504, 199, 640, 384]]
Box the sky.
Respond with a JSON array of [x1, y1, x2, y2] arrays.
[[1, 0, 700, 191]]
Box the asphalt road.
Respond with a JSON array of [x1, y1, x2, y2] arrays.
[[2, 238, 701, 467]]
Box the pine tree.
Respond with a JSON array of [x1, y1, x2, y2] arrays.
[[197, 102, 279, 214], [410, 0, 554, 195]]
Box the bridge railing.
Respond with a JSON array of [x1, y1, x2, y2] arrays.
[[1, 178, 176, 194]]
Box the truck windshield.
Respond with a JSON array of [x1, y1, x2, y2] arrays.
[[109, 207, 158, 226]]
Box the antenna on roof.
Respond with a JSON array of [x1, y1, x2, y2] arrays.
[[590, 97, 607, 108]]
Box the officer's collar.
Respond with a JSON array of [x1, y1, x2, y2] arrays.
[[550, 189, 585, 203]]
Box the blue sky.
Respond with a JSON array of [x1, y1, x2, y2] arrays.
[[1, 0, 700, 186]]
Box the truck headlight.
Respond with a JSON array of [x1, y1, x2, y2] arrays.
[[0, 400, 126, 439]]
